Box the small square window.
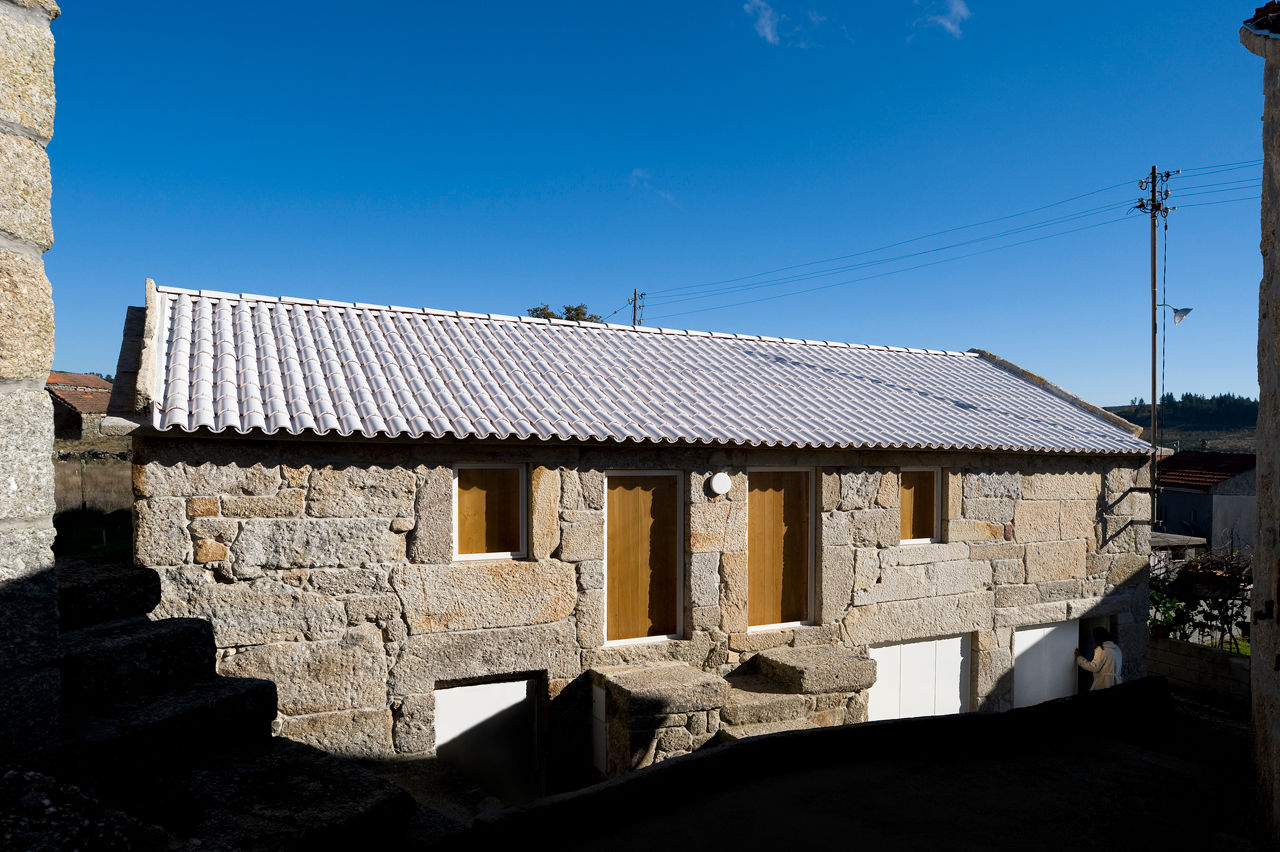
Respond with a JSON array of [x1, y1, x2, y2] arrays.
[[455, 465, 527, 559], [899, 469, 940, 543]]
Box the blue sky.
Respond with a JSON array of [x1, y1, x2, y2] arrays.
[[46, 1, 1264, 405]]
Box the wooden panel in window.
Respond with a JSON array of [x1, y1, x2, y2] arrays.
[[606, 475, 678, 641], [900, 470, 936, 541], [748, 471, 810, 626], [458, 467, 522, 554]]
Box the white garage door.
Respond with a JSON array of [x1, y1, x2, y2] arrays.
[[867, 635, 969, 722], [1013, 622, 1078, 708]]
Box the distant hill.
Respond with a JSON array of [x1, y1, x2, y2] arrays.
[[1105, 393, 1257, 453]]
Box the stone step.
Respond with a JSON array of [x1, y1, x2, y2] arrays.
[[61, 675, 277, 766], [716, 717, 818, 743], [720, 675, 810, 726], [60, 617, 215, 704], [754, 645, 878, 694], [56, 559, 161, 631]]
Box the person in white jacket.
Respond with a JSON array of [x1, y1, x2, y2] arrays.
[[1074, 627, 1123, 690]]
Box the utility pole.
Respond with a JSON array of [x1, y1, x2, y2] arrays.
[[1137, 165, 1175, 529], [630, 289, 645, 326]]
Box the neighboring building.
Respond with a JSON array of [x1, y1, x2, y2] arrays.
[[108, 280, 1153, 780], [1241, 4, 1280, 834], [1156, 451, 1256, 553], [46, 370, 112, 440]]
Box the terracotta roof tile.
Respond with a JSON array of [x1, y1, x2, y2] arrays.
[[47, 371, 112, 390], [1157, 451, 1256, 492], [48, 387, 111, 415]]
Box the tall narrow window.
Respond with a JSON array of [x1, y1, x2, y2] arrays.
[[456, 465, 526, 558], [606, 474, 680, 642], [899, 469, 939, 543], [748, 470, 811, 627]]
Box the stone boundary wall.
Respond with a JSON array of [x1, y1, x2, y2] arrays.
[[134, 435, 1150, 770], [1147, 636, 1249, 709], [0, 0, 59, 765]]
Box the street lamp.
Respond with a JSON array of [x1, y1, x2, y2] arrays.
[[1151, 302, 1194, 529]]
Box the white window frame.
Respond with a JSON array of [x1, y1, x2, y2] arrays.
[[899, 466, 942, 546], [745, 466, 816, 633], [453, 463, 528, 561], [602, 470, 684, 647]]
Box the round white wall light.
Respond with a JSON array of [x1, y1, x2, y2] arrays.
[[709, 472, 732, 496]]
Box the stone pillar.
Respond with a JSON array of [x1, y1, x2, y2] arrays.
[[1242, 19, 1280, 835], [0, 0, 59, 765]]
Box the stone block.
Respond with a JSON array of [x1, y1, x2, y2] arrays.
[[222, 489, 305, 518], [576, 588, 605, 648], [308, 566, 392, 596], [690, 605, 719, 631], [719, 550, 748, 633], [187, 517, 237, 542], [558, 510, 603, 562], [282, 465, 310, 488], [994, 600, 1068, 628], [1034, 580, 1079, 602], [994, 584, 1039, 608], [530, 465, 561, 559], [134, 454, 281, 499], [991, 558, 1024, 585], [593, 662, 727, 715], [219, 625, 386, 715], [576, 559, 604, 591], [344, 593, 402, 627], [1019, 471, 1101, 501], [1059, 500, 1097, 544], [233, 518, 404, 569], [821, 511, 852, 547], [135, 497, 190, 566], [179, 579, 346, 646], [0, 527, 56, 670], [755, 645, 876, 693], [657, 726, 693, 753], [969, 543, 1024, 561], [849, 508, 898, 547], [390, 620, 580, 692], [1068, 594, 1130, 619], [947, 519, 1004, 542], [1025, 539, 1087, 583], [1103, 466, 1136, 500], [930, 560, 992, 596], [0, 250, 52, 380], [879, 541, 968, 567], [307, 466, 416, 518], [843, 591, 992, 646], [0, 387, 51, 519], [727, 629, 793, 652], [1013, 500, 1059, 543], [0, 132, 50, 249], [876, 471, 900, 508], [853, 563, 930, 606], [0, 6, 55, 142], [820, 470, 840, 511], [392, 558, 575, 634], [407, 465, 452, 563], [580, 470, 605, 510], [392, 693, 434, 754], [186, 496, 218, 518], [559, 468, 583, 509], [818, 545, 856, 623], [976, 648, 1013, 698], [962, 497, 1015, 524], [279, 709, 394, 758], [963, 471, 1020, 500], [840, 471, 881, 510], [582, 633, 716, 671], [194, 539, 228, 563], [1108, 553, 1148, 586]]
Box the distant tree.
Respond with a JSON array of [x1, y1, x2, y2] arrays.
[[87, 371, 114, 382], [526, 303, 603, 323]]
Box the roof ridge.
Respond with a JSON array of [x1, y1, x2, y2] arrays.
[[151, 284, 978, 358]]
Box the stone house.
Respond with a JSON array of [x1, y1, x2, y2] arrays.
[[108, 279, 1152, 783], [47, 370, 112, 440], [1156, 451, 1256, 553]]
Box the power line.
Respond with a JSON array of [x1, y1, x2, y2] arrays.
[[646, 199, 1136, 309], [1176, 194, 1261, 209], [646, 177, 1142, 296], [1173, 183, 1262, 199], [1172, 176, 1260, 191], [1173, 158, 1263, 172], [648, 214, 1136, 322], [1169, 162, 1262, 180]]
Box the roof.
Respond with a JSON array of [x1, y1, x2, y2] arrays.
[[48, 387, 111, 415], [1246, 2, 1280, 36], [124, 282, 1150, 454], [1156, 451, 1256, 492], [47, 371, 112, 390]]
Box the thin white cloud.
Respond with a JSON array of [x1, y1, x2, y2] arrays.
[[807, 10, 826, 24], [630, 168, 680, 207], [743, 0, 780, 45], [917, 0, 971, 38]]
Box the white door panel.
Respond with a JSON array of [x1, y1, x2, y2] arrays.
[[868, 635, 970, 722], [1013, 622, 1078, 708]]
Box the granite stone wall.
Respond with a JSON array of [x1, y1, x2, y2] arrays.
[[1241, 23, 1280, 834], [0, 0, 59, 765], [133, 435, 1149, 767]]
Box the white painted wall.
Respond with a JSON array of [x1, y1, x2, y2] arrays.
[[1213, 494, 1256, 553]]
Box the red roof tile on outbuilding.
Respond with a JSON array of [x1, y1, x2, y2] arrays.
[[1156, 451, 1256, 492]]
